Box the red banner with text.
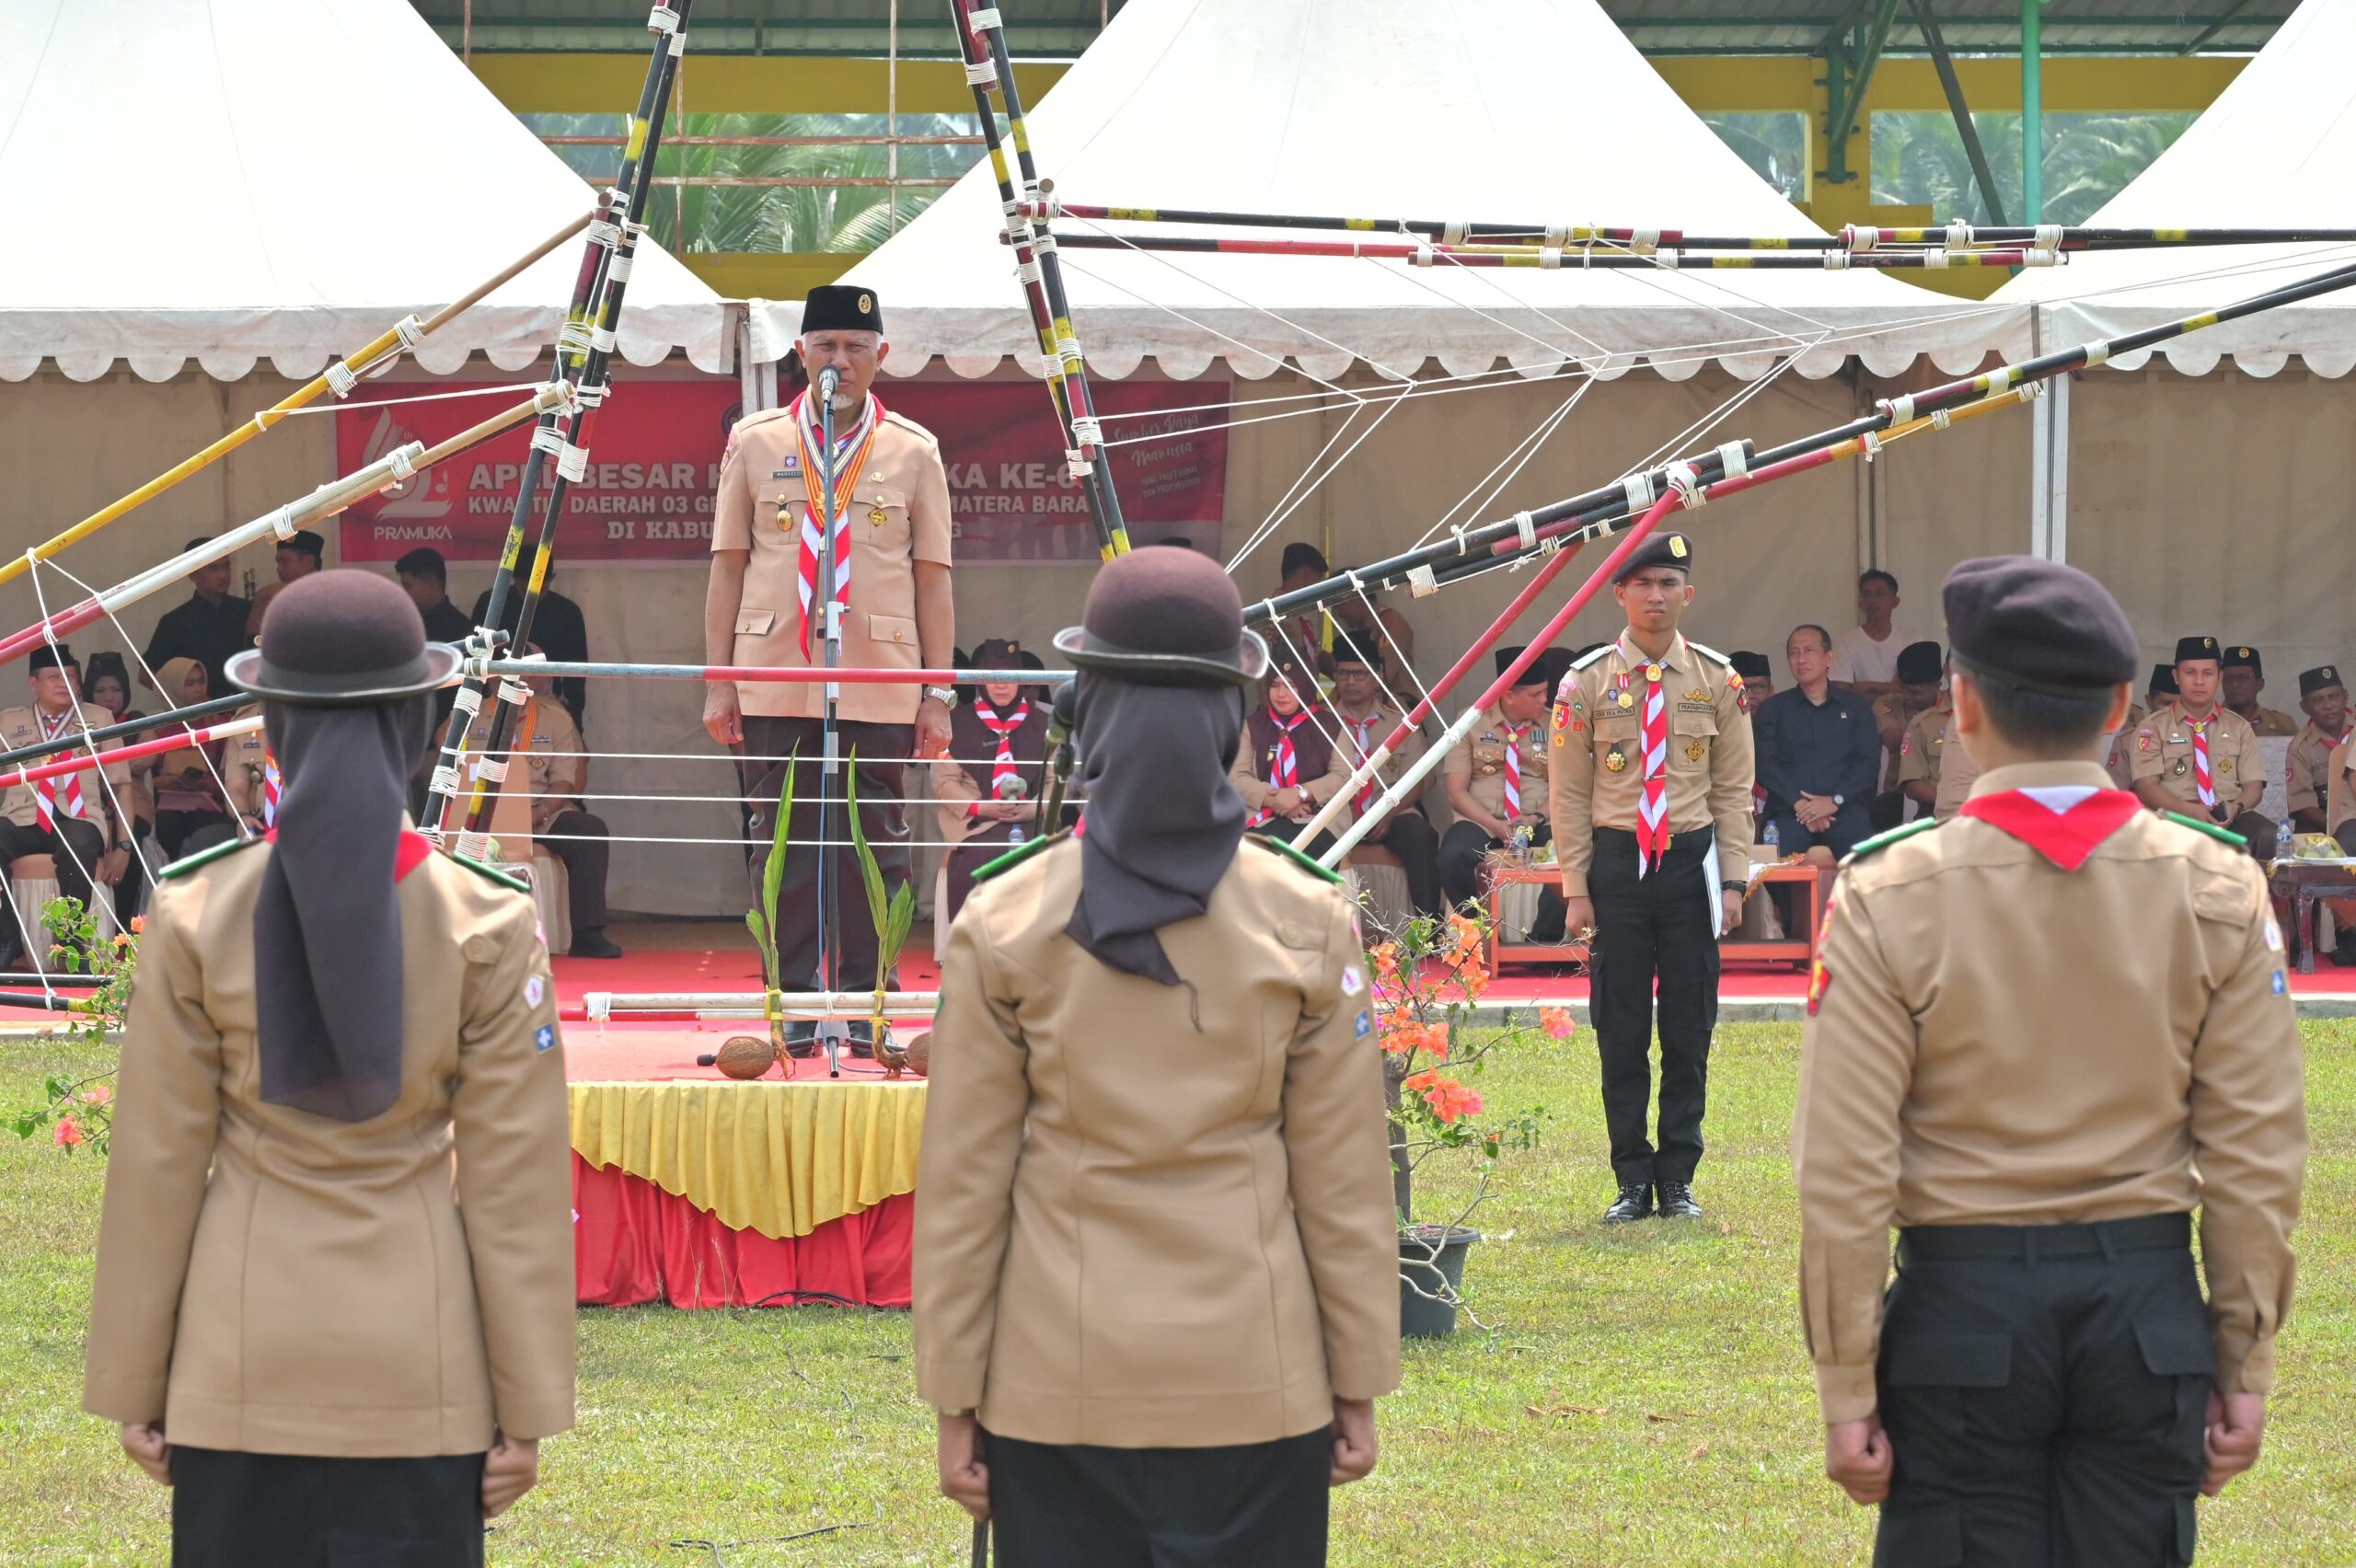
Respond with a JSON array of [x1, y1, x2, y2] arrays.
[[336, 378, 1229, 565]]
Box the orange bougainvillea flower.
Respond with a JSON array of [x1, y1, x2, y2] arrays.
[[1380, 1018, 1451, 1060], [1540, 1008, 1576, 1042], [53, 1115, 84, 1147], [78, 1085, 110, 1107], [1369, 942, 1400, 981], [1402, 1070, 1484, 1124], [129, 915, 145, 935]]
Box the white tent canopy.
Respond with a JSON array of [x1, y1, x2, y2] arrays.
[[1996, 0, 2356, 377], [0, 0, 732, 383], [756, 0, 2018, 384]]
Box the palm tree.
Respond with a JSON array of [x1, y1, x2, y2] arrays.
[[1870, 110, 2193, 227]]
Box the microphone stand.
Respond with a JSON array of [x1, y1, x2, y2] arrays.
[[814, 364, 849, 1079], [1040, 683, 1079, 831]]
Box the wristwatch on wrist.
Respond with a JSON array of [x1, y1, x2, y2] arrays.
[[1832, 793, 1845, 807], [936, 1405, 974, 1419], [923, 685, 958, 708]]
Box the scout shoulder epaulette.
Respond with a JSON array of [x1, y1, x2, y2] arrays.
[[1570, 644, 1615, 672], [972, 830, 1068, 884], [2164, 811, 2249, 849], [1249, 833, 1345, 884], [454, 853, 531, 893], [156, 834, 264, 881], [735, 405, 791, 432], [1685, 640, 1733, 667], [1840, 817, 1938, 865]]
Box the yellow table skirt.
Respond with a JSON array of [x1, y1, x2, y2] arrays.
[[569, 1079, 928, 1241]]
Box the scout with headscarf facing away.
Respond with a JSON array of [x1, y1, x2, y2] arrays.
[[914, 547, 1400, 1568]]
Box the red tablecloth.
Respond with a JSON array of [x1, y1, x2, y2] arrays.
[[572, 1155, 913, 1309]]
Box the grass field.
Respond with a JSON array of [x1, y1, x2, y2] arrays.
[[3, 1022, 2349, 1567]]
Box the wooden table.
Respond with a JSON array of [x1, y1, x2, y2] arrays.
[[1723, 863, 1826, 970], [2269, 860, 2356, 974], [1483, 859, 1829, 973]]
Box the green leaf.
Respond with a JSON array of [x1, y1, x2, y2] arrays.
[[756, 750, 798, 986], [844, 753, 892, 935]]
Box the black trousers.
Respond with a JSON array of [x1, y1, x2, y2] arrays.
[[1357, 808, 1442, 917], [1588, 827, 1717, 1189], [1875, 1214, 2210, 1568], [2220, 809, 2277, 861], [1254, 815, 1338, 862], [1767, 801, 1874, 858], [171, 1447, 484, 1568], [741, 716, 909, 991], [987, 1428, 1329, 1568], [0, 815, 109, 932], [538, 807, 611, 933]]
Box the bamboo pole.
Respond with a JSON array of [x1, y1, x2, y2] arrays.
[[1040, 232, 2056, 270], [0, 212, 592, 590], [0, 715, 264, 793]]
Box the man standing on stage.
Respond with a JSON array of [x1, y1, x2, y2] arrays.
[[1552, 533, 1754, 1225], [704, 284, 955, 1051]]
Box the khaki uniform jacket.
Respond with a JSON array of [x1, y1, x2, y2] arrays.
[[1794, 762, 2305, 1424], [1332, 702, 1428, 819], [0, 702, 131, 847], [1870, 693, 1927, 793], [1897, 704, 1985, 823], [2130, 702, 2265, 810], [2332, 737, 2356, 836], [2238, 704, 2300, 739], [712, 403, 953, 725], [1548, 632, 1755, 897], [2285, 721, 2349, 821], [1447, 706, 1551, 827], [83, 840, 575, 1456], [1231, 707, 1354, 817], [914, 837, 1402, 1447], [524, 697, 586, 830]]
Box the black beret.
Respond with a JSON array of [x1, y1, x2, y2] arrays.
[[801, 283, 883, 335], [1328, 628, 1382, 670], [2175, 635, 2221, 665], [2148, 663, 2178, 698], [2222, 645, 2261, 675], [1279, 542, 1329, 580], [28, 643, 76, 674], [1611, 531, 1692, 582], [2301, 664, 2343, 697], [1942, 556, 2137, 697], [1496, 646, 1551, 688], [1895, 640, 1944, 685], [1728, 650, 1772, 680]]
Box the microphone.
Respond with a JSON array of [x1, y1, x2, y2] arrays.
[[817, 364, 840, 404], [1042, 683, 1080, 829]]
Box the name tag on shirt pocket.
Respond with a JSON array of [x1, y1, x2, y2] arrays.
[[868, 612, 919, 653], [734, 607, 778, 638]]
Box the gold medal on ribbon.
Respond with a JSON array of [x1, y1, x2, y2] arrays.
[[1618, 691, 1634, 709], [1604, 744, 1627, 773]]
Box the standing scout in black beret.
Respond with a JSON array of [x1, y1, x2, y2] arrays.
[[2287, 664, 2351, 836], [85, 571, 575, 1562], [916, 548, 1398, 1567], [2220, 645, 2298, 737], [1550, 531, 1756, 1225], [2128, 636, 2275, 858], [706, 284, 957, 1052], [1796, 556, 2305, 1565]]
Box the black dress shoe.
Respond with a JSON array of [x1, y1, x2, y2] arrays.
[[2329, 939, 2356, 968], [567, 927, 623, 960], [1600, 1182, 1655, 1225], [845, 1020, 884, 1060], [783, 1021, 818, 1059], [1657, 1182, 1703, 1220]]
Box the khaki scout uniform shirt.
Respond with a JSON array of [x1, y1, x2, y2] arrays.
[[711, 402, 953, 725], [1446, 705, 1552, 826], [2130, 702, 2265, 810], [2236, 704, 2300, 739], [1794, 761, 2305, 1424], [1896, 704, 1985, 823], [524, 697, 586, 830], [1547, 632, 1755, 898], [2331, 737, 2356, 836], [2285, 721, 2349, 821], [1332, 701, 1427, 819], [0, 702, 133, 847], [1870, 693, 1927, 793]]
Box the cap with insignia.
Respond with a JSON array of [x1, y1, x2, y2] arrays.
[[1611, 531, 1693, 582], [800, 283, 884, 335], [1052, 545, 1268, 686], [1942, 556, 2137, 696], [2301, 664, 2343, 697], [2222, 645, 2261, 675], [1895, 640, 1944, 686], [1496, 646, 1553, 688], [2148, 663, 2179, 698], [2175, 635, 2221, 665], [1728, 650, 1772, 680]]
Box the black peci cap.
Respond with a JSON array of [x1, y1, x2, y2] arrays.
[[2175, 635, 2221, 665], [1279, 542, 1329, 580], [28, 643, 77, 674], [1328, 628, 1382, 671], [2223, 644, 2261, 675], [1611, 531, 1692, 582], [801, 283, 884, 335], [1496, 646, 1552, 688], [1537, 647, 1576, 698], [2301, 664, 2343, 697], [1895, 640, 1944, 686], [1942, 556, 2137, 698], [1728, 650, 1772, 680], [2149, 663, 2179, 698]]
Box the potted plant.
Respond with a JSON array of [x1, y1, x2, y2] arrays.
[[1367, 908, 1563, 1337]]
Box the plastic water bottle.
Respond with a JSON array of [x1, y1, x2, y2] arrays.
[[1510, 822, 1534, 865], [1762, 820, 1781, 853], [2281, 817, 2295, 862]]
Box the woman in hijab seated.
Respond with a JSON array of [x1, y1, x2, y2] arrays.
[[144, 657, 267, 860], [82, 571, 577, 1568], [914, 547, 1402, 1568]]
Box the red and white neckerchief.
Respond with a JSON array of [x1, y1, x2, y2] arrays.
[[968, 698, 1030, 818], [1634, 651, 1671, 873], [1252, 707, 1314, 827], [260, 751, 283, 828], [789, 389, 883, 659], [30, 707, 87, 834], [1958, 785, 2142, 871], [1502, 721, 1533, 817], [1341, 708, 1384, 816], [2182, 705, 2219, 809]]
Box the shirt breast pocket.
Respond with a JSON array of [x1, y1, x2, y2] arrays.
[[1594, 716, 1639, 749], [1669, 710, 1716, 767], [857, 482, 911, 555]]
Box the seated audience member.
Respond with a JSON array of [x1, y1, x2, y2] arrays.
[[79, 653, 155, 921], [1752, 625, 1882, 861], [2222, 644, 2299, 736], [0, 646, 133, 959], [2289, 664, 2351, 836], [140, 544, 253, 697], [243, 529, 325, 643], [144, 658, 266, 859], [519, 661, 620, 960], [2128, 635, 2274, 857], [1896, 668, 1984, 824], [933, 638, 1054, 931], [1440, 647, 1565, 938], [1729, 650, 1775, 703], [1230, 648, 1349, 859], [1332, 572, 1415, 674], [1868, 640, 1943, 829], [2145, 662, 2177, 715], [1828, 570, 1922, 699], [1328, 629, 1440, 918]]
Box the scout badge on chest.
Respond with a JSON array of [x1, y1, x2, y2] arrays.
[[1685, 738, 1706, 763], [1605, 743, 1628, 773]]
